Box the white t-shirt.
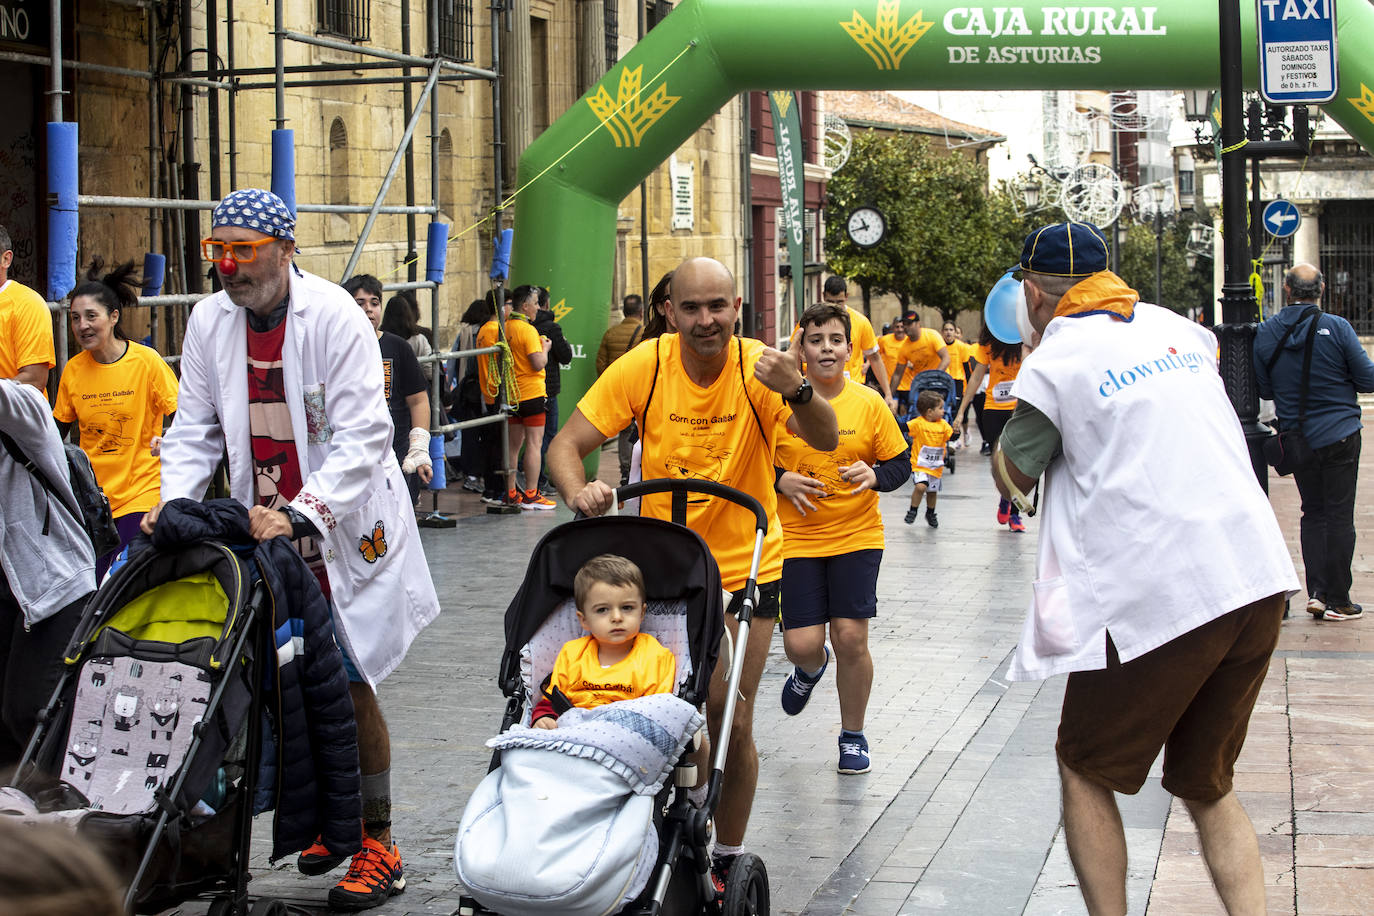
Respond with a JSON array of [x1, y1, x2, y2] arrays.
[[1007, 303, 1298, 681]]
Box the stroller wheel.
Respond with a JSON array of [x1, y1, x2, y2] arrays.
[[249, 898, 288, 916], [206, 898, 234, 916], [721, 852, 769, 916]]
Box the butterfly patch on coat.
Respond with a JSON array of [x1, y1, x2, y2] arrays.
[[358, 521, 387, 563]]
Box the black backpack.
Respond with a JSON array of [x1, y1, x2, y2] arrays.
[[0, 431, 121, 557]]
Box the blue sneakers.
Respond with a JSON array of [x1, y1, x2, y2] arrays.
[[838, 733, 871, 775], [780, 646, 830, 716]]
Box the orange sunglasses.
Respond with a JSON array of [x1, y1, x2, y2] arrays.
[[201, 237, 279, 264]]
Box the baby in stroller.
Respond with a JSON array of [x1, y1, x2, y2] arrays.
[[457, 484, 771, 916], [531, 555, 676, 729]]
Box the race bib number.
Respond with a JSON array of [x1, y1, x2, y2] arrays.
[[992, 380, 1015, 404], [917, 445, 945, 469]]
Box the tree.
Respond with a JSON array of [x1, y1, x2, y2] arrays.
[[1116, 220, 1212, 314], [825, 131, 1019, 321]]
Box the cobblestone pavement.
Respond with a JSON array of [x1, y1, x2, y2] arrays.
[[164, 425, 1374, 915]]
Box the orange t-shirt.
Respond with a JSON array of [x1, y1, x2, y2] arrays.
[[577, 334, 791, 591], [53, 343, 179, 516], [907, 415, 953, 479], [505, 314, 546, 402], [776, 381, 908, 557], [549, 633, 677, 711], [944, 339, 971, 382], [877, 333, 914, 390], [973, 342, 1021, 411], [0, 279, 56, 381], [476, 319, 500, 405], [896, 328, 947, 376]]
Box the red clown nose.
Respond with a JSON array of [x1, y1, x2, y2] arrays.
[[217, 257, 238, 277]]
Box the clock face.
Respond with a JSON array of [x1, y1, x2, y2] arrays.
[[847, 207, 886, 248]]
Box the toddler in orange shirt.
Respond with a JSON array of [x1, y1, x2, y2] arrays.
[[904, 391, 954, 528], [531, 554, 677, 728]]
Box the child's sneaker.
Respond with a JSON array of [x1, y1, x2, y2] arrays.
[[781, 646, 830, 716], [521, 488, 556, 511], [996, 498, 1012, 525], [837, 733, 871, 775], [328, 836, 405, 910], [1008, 513, 1026, 533], [925, 508, 938, 528], [903, 507, 918, 525]]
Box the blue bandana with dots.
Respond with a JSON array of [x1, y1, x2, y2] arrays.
[[211, 189, 296, 241]]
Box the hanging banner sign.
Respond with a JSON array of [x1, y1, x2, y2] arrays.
[[768, 90, 806, 331], [1256, 0, 1339, 105]]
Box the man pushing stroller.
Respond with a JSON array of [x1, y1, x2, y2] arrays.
[[145, 189, 440, 911]]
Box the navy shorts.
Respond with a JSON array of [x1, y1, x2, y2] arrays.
[[780, 549, 882, 629]]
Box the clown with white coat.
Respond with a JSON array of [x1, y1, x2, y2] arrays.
[[146, 188, 435, 910]]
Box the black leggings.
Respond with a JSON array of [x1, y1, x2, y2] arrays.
[[0, 582, 88, 768], [983, 408, 1013, 451]]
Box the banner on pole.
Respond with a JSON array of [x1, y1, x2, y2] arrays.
[[768, 90, 806, 333]]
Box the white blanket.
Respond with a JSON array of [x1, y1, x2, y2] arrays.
[[486, 693, 703, 796]]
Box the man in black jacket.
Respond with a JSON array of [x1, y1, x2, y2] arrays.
[[534, 286, 574, 496]]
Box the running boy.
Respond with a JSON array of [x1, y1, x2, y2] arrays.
[[531, 554, 676, 728], [905, 390, 954, 528], [775, 303, 910, 775]]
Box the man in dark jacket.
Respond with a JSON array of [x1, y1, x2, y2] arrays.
[[534, 286, 574, 495], [1255, 263, 1374, 621]]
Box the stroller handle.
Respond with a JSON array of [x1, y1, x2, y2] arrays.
[[606, 478, 769, 534]]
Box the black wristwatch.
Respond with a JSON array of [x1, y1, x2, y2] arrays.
[[278, 505, 319, 539], [783, 378, 814, 405]]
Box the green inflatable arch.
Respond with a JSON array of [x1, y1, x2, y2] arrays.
[[511, 0, 1374, 418]]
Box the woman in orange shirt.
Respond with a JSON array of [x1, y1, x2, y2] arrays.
[[54, 260, 178, 577], [953, 319, 1026, 532]]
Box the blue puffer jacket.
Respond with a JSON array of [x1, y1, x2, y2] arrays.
[[1254, 304, 1374, 449], [141, 499, 362, 862]]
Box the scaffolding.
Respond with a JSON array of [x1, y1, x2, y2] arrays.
[[17, 0, 524, 518]]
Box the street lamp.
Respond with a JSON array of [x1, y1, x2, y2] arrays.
[[1151, 184, 1167, 305], [1181, 89, 1213, 122]]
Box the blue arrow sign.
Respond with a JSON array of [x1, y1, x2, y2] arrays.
[[1263, 199, 1301, 239], [1256, 0, 1340, 105]]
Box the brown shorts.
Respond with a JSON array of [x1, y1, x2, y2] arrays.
[[1056, 593, 1284, 802]]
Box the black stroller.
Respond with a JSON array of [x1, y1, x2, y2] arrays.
[[3, 539, 287, 915], [456, 479, 772, 916], [908, 369, 958, 473]]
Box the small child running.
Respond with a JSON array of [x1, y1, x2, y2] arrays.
[[904, 390, 954, 528], [531, 554, 677, 728]]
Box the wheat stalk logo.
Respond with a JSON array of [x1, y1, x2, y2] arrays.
[[841, 0, 933, 70], [1349, 83, 1374, 126], [552, 297, 572, 322], [771, 91, 793, 119], [586, 65, 682, 148]]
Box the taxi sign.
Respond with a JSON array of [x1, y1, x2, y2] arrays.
[[1256, 0, 1339, 105]]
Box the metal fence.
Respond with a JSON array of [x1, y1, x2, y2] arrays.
[[433, 0, 474, 62], [319, 0, 371, 42], [1321, 201, 1374, 335]]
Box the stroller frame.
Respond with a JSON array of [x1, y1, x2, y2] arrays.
[[11, 542, 274, 916], [463, 478, 771, 916]]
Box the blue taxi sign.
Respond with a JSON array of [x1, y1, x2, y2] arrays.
[[1256, 0, 1339, 105], [1263, 199, 1301, 239]]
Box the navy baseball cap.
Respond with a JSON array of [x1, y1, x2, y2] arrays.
[[1019, 221, 1109, 277]]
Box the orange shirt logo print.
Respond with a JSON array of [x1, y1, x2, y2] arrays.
[[358, 520, 387, 563]]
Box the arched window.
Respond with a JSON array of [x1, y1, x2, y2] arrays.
[[438, 128, 455, 219], [329, 118, 349, 206]]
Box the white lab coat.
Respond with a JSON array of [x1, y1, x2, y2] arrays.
[[160, 266, 439, 685]]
